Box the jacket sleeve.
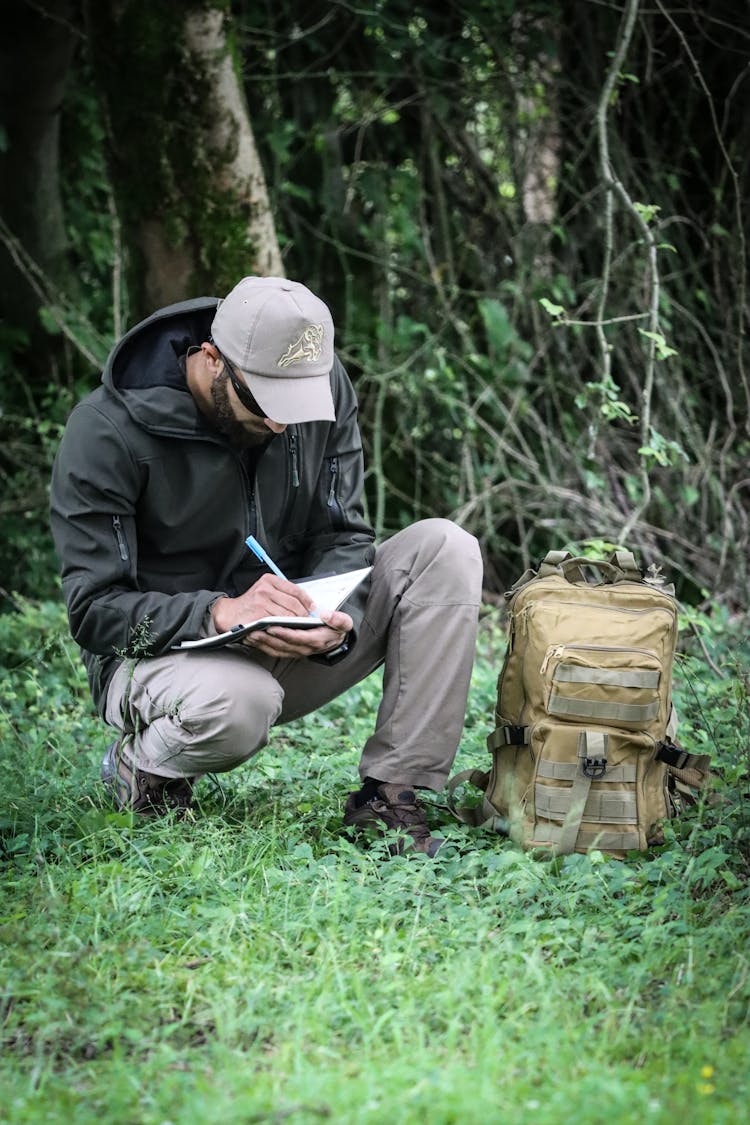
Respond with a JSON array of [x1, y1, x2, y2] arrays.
[[50, 400, 225, 659], [301, 356, 376, 642]]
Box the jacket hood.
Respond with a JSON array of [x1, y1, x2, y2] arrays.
[[102, 297, 218, 438]]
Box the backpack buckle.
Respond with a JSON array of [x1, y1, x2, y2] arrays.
[[578, 731, 608, 778], [582, 756, 607, 779], [657, 740, 689, 770], [503, 725, 529, 746]]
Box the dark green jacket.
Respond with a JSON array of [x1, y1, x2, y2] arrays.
[[50, 298, 376, 713]]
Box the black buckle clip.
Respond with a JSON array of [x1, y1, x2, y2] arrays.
[[503, 725, 527, 745], [658, 741, 689, 770], [582, 756, 607, 779]]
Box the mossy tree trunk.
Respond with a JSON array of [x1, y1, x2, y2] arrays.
[[0, 0, 78, 369], [84, 0, 283, 319]]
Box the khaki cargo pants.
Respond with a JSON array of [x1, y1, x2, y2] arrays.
[[105, 519, 483, 790]]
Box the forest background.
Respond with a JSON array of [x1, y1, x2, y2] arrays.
[[1, 0, 748, 608], [2, 3, 750, 1121]]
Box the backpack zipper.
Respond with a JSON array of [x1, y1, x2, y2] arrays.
[[542, 643, 661, 673], [530, 598, 675, 619], [540, 644, 565, 676]]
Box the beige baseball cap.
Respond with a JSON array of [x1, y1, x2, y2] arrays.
[[211, 276, 336, 423]]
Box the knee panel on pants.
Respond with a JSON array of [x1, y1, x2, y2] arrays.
[[175, 674, 285, 771], [396, 518, 483, 604]]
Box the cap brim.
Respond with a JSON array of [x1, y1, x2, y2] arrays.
[[244, 370, 336, 424]]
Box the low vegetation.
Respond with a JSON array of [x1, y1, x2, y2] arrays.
[[1, 598, 748, 1123]]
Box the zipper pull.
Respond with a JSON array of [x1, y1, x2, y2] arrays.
[[289, 432, 300, 487], [540, 644, 565, 675], [112, 515, 128, 561], [327, 456, 338, 506]]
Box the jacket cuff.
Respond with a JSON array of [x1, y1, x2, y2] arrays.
[[200, 595, 228, 638]]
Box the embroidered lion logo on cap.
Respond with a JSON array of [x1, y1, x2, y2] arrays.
[[277, 324, 324, 369]]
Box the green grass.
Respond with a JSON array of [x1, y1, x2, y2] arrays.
[[1, 600, 748, 1124]]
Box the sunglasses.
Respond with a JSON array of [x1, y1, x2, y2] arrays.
[[212, 341, 267, 418]]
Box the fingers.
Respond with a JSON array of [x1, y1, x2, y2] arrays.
[[213, 574, 316, 633], [244, 624, 347, 658], [317, 609, 353, 632], [255, 574, 316, 617]]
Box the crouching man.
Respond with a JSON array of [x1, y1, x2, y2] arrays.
[[50, 277, 483, 855]]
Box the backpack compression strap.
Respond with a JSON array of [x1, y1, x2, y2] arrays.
[[445, 769, 497, 828], [656, 741, 713, 792], [487, 725, 529, 750]]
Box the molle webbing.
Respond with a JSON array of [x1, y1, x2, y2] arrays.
[[537, 759, 637, 783], [553, 665, 660, 690], [535, 783, 638, 824], [548, 694, 660, 723], [531, 825, 641, 853]]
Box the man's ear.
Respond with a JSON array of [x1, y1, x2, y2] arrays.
[[201, 341, 223, 373]]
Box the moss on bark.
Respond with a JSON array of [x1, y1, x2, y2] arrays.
[[85, 0, 279, 316]]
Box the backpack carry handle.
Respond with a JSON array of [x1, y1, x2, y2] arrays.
[[509, 549, 642, 596], [559, 557, 622, 584], [540, 549, 641, 586]]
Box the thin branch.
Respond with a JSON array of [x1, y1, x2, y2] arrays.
[[593, 0, 660, 545], [0, 215, 107, 369], [654, 0, 748, 426]]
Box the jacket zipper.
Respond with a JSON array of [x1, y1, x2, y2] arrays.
[[248, 491, 257, 539], [289, 431, 300, 487], [327, 456, 345, 525], [112, 516, 129, 562]]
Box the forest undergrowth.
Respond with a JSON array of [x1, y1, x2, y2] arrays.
[[0, 598, 748, 1124]]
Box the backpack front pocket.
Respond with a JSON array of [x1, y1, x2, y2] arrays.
[[528, 721, 660, 854], [541, 644, 663, 730]]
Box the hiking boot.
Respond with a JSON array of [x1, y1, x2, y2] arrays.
[[343, 782, 444, 857], [101, 741, 194, 815]]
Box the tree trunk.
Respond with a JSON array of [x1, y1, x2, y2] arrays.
[[84, 0, 283, 318], [0, 0, 78, 358]]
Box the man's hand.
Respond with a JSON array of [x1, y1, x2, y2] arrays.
[[255, 609, 352, 658], [211, 575, 352, 658]]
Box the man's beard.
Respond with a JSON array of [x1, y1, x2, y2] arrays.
[[209, 371, 269, 449]]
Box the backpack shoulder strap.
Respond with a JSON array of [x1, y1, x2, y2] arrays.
[[446, 769, 493, 827]]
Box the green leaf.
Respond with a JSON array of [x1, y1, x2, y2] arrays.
[[638, 328, 678, 359], [539, 297, 565, 318], [38, 306, 63, 336], [633, 201, 661, 224]]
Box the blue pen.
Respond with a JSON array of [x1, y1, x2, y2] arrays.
[[245, 535, 289, 580]]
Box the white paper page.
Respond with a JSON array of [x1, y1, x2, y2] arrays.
[[173, 567, 371, 651], [295, 567, 372, 612]]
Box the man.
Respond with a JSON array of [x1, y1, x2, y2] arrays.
[[50, 276, 483, 855]]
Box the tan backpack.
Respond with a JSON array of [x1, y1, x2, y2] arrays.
[[450, 549, 712, 857]]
